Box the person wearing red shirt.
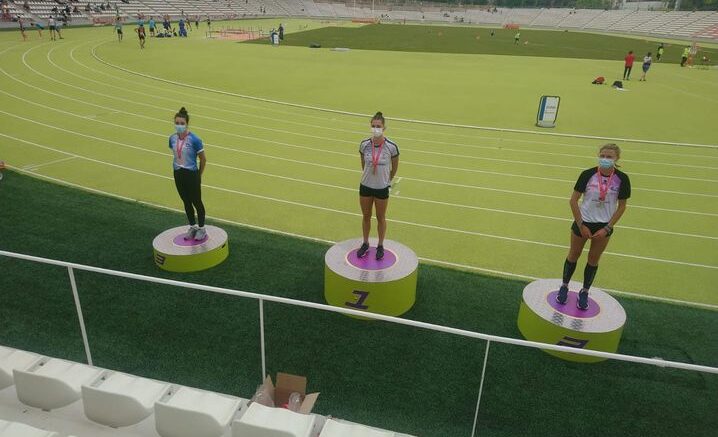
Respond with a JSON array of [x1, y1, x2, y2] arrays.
[[623, 51, 635, 81]]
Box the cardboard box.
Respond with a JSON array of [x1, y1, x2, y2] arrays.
[[259, 372, 319, 414]]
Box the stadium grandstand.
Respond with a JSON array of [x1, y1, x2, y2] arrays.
[[0, 0, 717, 39]]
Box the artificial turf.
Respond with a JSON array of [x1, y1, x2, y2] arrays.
[[266, 23, 718, 62], [0, 170, 716, 436]]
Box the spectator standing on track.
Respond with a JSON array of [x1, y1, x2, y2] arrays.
[[19, 18, 27, 41], [136, 22, 146, 48], [556, 144, 630, 310], [115, 16, 123, 42], [623, 50, 635, 80], [48, 16, 56, 41]]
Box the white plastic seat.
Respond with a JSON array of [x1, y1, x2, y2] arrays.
[[0, 346, 41, 390], [320, 419, 397, 437], [14, 358, 103, 410], [0, 418, 60, 437], [154, 386, 242, 437], [82, 371, 170, 427], [232, 402, 317, 437]]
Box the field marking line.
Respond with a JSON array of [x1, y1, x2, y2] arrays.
[[11, 43, 717, 197], [4, 163, 717, 312], [1, 72, 716, 220], [22, 156, 77, 171], [89, 41, 718, 149], [3, 131, 717, 271], [3, 107, 718, 242], [46, 43, 718, 172]]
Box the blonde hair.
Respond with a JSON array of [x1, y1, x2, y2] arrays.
[[599, 143, 621, 167]]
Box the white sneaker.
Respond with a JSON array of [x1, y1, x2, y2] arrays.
[[183, 225, 198, 240], [194, 227, 207, 241]]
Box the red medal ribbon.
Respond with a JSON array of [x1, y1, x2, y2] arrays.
[[176, 134, 187, 161], [597, 167, 614, 202], [371, 139, 385, 175]]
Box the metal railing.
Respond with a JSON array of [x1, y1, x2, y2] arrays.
[[1, 249, 716, 437]]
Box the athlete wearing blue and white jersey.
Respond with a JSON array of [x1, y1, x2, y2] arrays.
[[558, 144, 631, 310], [356, 112, 400, 260], [169, 107, 208, 241]]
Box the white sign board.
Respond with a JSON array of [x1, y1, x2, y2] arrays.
[[536, 95, 560, 128]]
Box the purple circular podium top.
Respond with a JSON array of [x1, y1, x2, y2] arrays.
[[346, 248, 397, 270], [172, 233, 209, 247], [546, 290, 601, 318]]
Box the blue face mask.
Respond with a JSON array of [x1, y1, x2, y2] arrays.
[[175, 124, 187, 134], [598, 158, 615, 169]]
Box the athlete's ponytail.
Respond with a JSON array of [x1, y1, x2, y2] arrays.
[[371, 111, 385, 126], [175, 107, 190, 124]]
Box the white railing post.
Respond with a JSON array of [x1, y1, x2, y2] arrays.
[[470, 340, 491, 437], [67, 266, 93, 366], [259, 298, 266, 379]]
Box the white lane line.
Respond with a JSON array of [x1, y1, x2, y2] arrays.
[[26, 40, 718, 165], [13, 44, 718, 197], [3, 107, 718, 241], [1, 82, 716, 220], [3, 131, 717, 270], [5, 163, 718, 312], [89, 41, 718, 149], [46, 43, 718, 184], [23, 156, 76, 171]]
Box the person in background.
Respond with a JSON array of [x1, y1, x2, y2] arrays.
[[136, 22, 146, 48], [178, 17, 187, 37], [148, 16, 156, 37], [639, 52, 652, 81], [278, 23, 284, 40], [681, 46, 690, 67], [514, 31, 520, 44], [19, 17, 27, 41], [623, 50, 635, 80], [656, 43, 664, 62], [115, 16, 123, 42]]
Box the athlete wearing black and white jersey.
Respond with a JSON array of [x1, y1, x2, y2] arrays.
[[558, 144, 631, 310], [356, 112, 400, 261]]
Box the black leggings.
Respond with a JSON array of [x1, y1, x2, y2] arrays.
[[173, 168, 205, 227], [623, 66, 632, 79]]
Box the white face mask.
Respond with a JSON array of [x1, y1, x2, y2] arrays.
[[371, 127, 383, 138]]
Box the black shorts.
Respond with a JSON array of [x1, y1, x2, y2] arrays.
[[572, 221, 610, 238], [117, 29, 122, 34], [359, 184, 389, 200]]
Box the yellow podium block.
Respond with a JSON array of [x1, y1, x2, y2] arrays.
[[517, 279, 626, 363], [324, 239, 418, 317], [152, 225, 229, 272]]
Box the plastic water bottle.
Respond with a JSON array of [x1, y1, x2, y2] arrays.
[[287, 392, 302, 412], [250, 385, 274, 407]]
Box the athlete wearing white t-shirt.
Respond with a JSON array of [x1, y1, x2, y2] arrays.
[[558, 144, 631, 310], [357, 112, 400, 260]]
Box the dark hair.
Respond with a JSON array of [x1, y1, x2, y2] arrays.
[[647, 52, 652, 56], [175, 107, 189, 123], [628, 51, 633, 54], [371, 111, 385, 126]]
